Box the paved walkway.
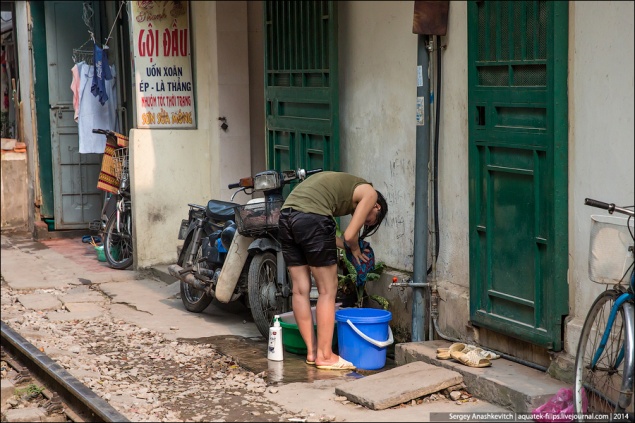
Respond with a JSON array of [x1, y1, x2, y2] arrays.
[[2, 231, 533, 421]]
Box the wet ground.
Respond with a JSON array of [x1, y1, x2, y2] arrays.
[[187, 335, 399, 385]]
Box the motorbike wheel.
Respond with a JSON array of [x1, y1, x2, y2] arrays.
[[104, 209, 133, 270], [178, 233, 214, 313], [248, 252, 291, 338]]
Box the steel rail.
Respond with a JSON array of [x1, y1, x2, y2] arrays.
[[1, 320, 130, 422]]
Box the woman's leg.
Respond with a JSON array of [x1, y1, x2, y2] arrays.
[[310, 263, 339, 365], [288, 265, 316, 363]]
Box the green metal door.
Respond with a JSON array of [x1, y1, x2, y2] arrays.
[[468, 1, 568, 350], [264, 1, 339, 181]]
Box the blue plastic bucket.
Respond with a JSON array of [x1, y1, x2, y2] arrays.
[[335, 308, 393, 370]]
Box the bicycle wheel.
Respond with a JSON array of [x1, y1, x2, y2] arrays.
[[104, 209, 134, 269], [574, 289, 632, 419]]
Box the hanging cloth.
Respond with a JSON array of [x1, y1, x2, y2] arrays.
[[70, 63, 81, 122], [78, 61, 118, 154], [91, 44, 113, 106]]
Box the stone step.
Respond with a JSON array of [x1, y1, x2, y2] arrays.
[[395, 340, 570, 413], [334, 361, 463, 410]]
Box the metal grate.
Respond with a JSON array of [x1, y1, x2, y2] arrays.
[[478, 66, 509, 86], [513, 65, 546, 86]]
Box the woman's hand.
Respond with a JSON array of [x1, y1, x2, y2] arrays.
[[348, 244, 371, 265]]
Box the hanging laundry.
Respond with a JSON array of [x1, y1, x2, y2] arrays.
[[91, 44, 113, 106], [70, 63, 81, 122], [78, 61, 118, 154]]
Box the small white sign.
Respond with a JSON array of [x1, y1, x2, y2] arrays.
[[416, 96, 425, 126], [417, 65, 423, 87]]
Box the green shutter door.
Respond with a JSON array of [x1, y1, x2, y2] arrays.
[[264, 1, 339, 182], [468, 1, 568, 350]]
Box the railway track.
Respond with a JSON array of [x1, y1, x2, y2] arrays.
[[1, 320, 129, 422]]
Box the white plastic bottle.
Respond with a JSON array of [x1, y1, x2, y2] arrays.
[[267, 315, 284, 361]]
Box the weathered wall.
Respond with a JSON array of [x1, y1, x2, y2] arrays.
[[338, 1, 418, 272], [1, 152, 29, 230], [133, 1, 254, 268], [247, 1, 266, 176], [342, 1, 635, 352], [338, 1, 472, 336], [128, 1, 634, 356], [564, 1, 635, 353]]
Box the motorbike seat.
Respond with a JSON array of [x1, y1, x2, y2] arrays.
[[206, 200, 237, 221]]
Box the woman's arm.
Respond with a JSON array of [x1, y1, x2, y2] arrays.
[[343, 183, 377, 263]]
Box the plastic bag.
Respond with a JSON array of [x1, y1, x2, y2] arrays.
[[532, 388, 586, 422]]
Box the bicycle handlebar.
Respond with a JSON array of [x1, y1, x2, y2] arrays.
[[92, 128, 113, 135], [585, 198, 635, 217]]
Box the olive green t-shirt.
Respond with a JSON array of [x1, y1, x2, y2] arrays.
[[282, 171, 371, 217]]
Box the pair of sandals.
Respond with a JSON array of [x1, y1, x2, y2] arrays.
[[436, 343, 500, 368], [305, 356, 356, 371]]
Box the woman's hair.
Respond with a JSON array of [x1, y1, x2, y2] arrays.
[[360, 190, 388, 239]]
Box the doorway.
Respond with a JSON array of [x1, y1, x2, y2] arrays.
[[35, 1, 131, 230]]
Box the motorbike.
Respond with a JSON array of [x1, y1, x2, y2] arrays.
[[168, 167, 322, 337]]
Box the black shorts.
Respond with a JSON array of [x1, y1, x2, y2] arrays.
[[278, 208, 337, 267]]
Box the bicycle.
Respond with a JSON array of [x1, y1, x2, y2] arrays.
[[574, 198, 634, 421], [93, 129, 133, 270]]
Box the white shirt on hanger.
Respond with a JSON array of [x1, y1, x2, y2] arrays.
[[77, 61, 118, 154]]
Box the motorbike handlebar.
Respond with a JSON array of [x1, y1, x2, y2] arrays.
[[228, 168, 324, 191], [305, 168, 323, 177]]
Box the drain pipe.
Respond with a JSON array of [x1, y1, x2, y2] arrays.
[[428, 35, 453, 343], [411, 34, 431, 342]]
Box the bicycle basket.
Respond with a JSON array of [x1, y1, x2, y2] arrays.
[[234, 200, 283, 237], [110, 147, 129, 183], [588, 214, 634, 284]]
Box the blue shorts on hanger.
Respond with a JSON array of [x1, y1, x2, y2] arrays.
[[91, 44, 113, 105]]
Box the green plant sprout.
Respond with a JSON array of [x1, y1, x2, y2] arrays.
[[15, 383, 44, 398]]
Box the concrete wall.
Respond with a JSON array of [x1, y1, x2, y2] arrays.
[[217, 1, 252, 202], [338, 1, 472, 336], [14, 1, 38, 234], [247, 1, 266, 176], [1, 152, 29, 230], [128, 1, 635, 357], [564, 1, 635, 353], [340, 1, 635, 353], [133, 1, 255, 269], [338, 1, 418, 272]]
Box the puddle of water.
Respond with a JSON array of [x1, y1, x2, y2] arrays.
[[186, 335, 398, 385]]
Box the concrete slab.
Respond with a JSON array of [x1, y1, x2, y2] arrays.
[[396, 340, 570, 413], [5, 276, 73, 291], [57, 286, 107, 303], [15, 293, 62, 310], [100, 279, 261, 340], [2, 407, 66, 422], [265, 377, 510, 422], [46, 303, 105, 321], [1, 379, 16, 407], [334, 361, 463, 410]]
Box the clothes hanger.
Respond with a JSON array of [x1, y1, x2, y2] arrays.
[[72, 31, 95, 65]]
